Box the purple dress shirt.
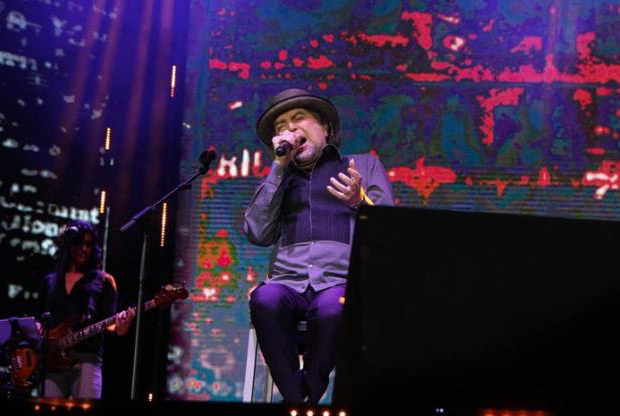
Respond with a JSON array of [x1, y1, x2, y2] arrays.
[[244, 144, 394, 293]]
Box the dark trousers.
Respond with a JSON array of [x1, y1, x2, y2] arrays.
[[249, 282, 345, 403]]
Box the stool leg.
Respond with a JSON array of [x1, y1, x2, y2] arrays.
[[264, 360, 274, 402], [243, 326, 258, 402]]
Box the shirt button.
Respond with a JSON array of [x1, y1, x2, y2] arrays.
[[309, 264, 313, 268]]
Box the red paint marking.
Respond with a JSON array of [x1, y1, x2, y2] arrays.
[[482, 19, 495, 32], [387, 158, 457, 202], [217, 251, 232, 268], [596, 87, 613, 96], [595, 125, 610, 136], [510, 36, 542, 54], [468, 34, 477, 40], [443, 35, 466, 52], [260, 61, 272, 69], [402, 11, 433, 50], [454, 65, 494, 82], [359, 74, 372, 80], [465, 177, 473, 186], [396, 64, 407, 71], [285, 73, 292, 79], [431, 61, 450, 70], [573, 89, 593, 110], [350, 73, 357, 80], [310, 39, 319, 48], [342, 33, 358, 46], [209, 59, 227, 70], [323, 34, 334, 43], [587, 148, 606, 155], [476, 88, 524, 145], [550, 6, 557, 16], [217, 8, 226, 16], [347, 61, 353, 68], [318, 82, 328, 90], [278, 50, 288, 61], [228, 62, 250, 79], [357, 33, 410, 47], [405, 72, 450, 82], [514, 176, 530, 185], [274, 62, 284, 70], [292, 57, 304, 67], [536, 167, 552, 187], [215, 229, 227, 238], [481, 178, 510, 198], [210, 59, 250, 79], [307, 55, 334, 69], [582, 160, 620, 199], [497, 64, 542, 82], [576, 32, 595, 60]]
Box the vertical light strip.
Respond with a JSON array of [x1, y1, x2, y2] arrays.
[[160, 202, 168, 247], [99, 190, 106, 214], [105, 127, 111, 151], [170, 65, 177, 98]]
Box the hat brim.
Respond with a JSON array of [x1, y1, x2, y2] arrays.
[[256, 95, 340, 148]]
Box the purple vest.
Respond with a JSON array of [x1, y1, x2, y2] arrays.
[[280, 146, 352, 247]]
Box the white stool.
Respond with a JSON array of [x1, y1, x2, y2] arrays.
[[242, 321, 307, 402]]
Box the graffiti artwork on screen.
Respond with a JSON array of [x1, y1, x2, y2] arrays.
[[167, 0, 620, 402]]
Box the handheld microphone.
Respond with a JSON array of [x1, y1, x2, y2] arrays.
[[275, 142, 291, 157]]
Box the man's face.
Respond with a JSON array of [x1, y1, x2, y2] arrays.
[[69, 232, 94, 269], [273, 108, 328, 164]]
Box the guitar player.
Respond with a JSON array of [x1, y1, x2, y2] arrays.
[[36, 220, 135, 399]]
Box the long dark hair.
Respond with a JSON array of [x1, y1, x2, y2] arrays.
[[54, 220, 102, 278]]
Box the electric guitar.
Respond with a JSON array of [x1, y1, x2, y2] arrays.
[[10, 283, 188, 390]]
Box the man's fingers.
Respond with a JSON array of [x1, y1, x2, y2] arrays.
[[337, 172, 353, 186], [330, 177, 349, 193], [347, 167, 361, 182], [326, 185, 346, 200]]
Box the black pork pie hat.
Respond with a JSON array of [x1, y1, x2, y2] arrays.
[[256, 88, 340, 147]]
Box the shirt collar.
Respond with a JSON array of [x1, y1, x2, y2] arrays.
[[321, 143, 343, 161]]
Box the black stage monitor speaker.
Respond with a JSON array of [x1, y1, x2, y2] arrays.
[[334, 205, 620, 413]]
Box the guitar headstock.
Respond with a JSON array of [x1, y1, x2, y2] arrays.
[[152, 282, 189, 309]]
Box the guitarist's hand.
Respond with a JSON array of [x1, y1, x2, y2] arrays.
[[114, 307, 136, 336]]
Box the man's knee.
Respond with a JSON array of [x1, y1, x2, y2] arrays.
[[312, 286, 346, 321], [249, 284, 288, 317]]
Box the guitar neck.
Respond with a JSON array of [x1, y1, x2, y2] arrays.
[[53, 299, 157, 350]]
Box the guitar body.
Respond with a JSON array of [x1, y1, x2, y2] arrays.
[[10, 347, 39, 391], [46, 321, 79, 372], [9, 320, 77, 391]]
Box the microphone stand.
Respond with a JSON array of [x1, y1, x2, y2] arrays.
[[119, 150, 216, 400], [38, 312, 51, 398]]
